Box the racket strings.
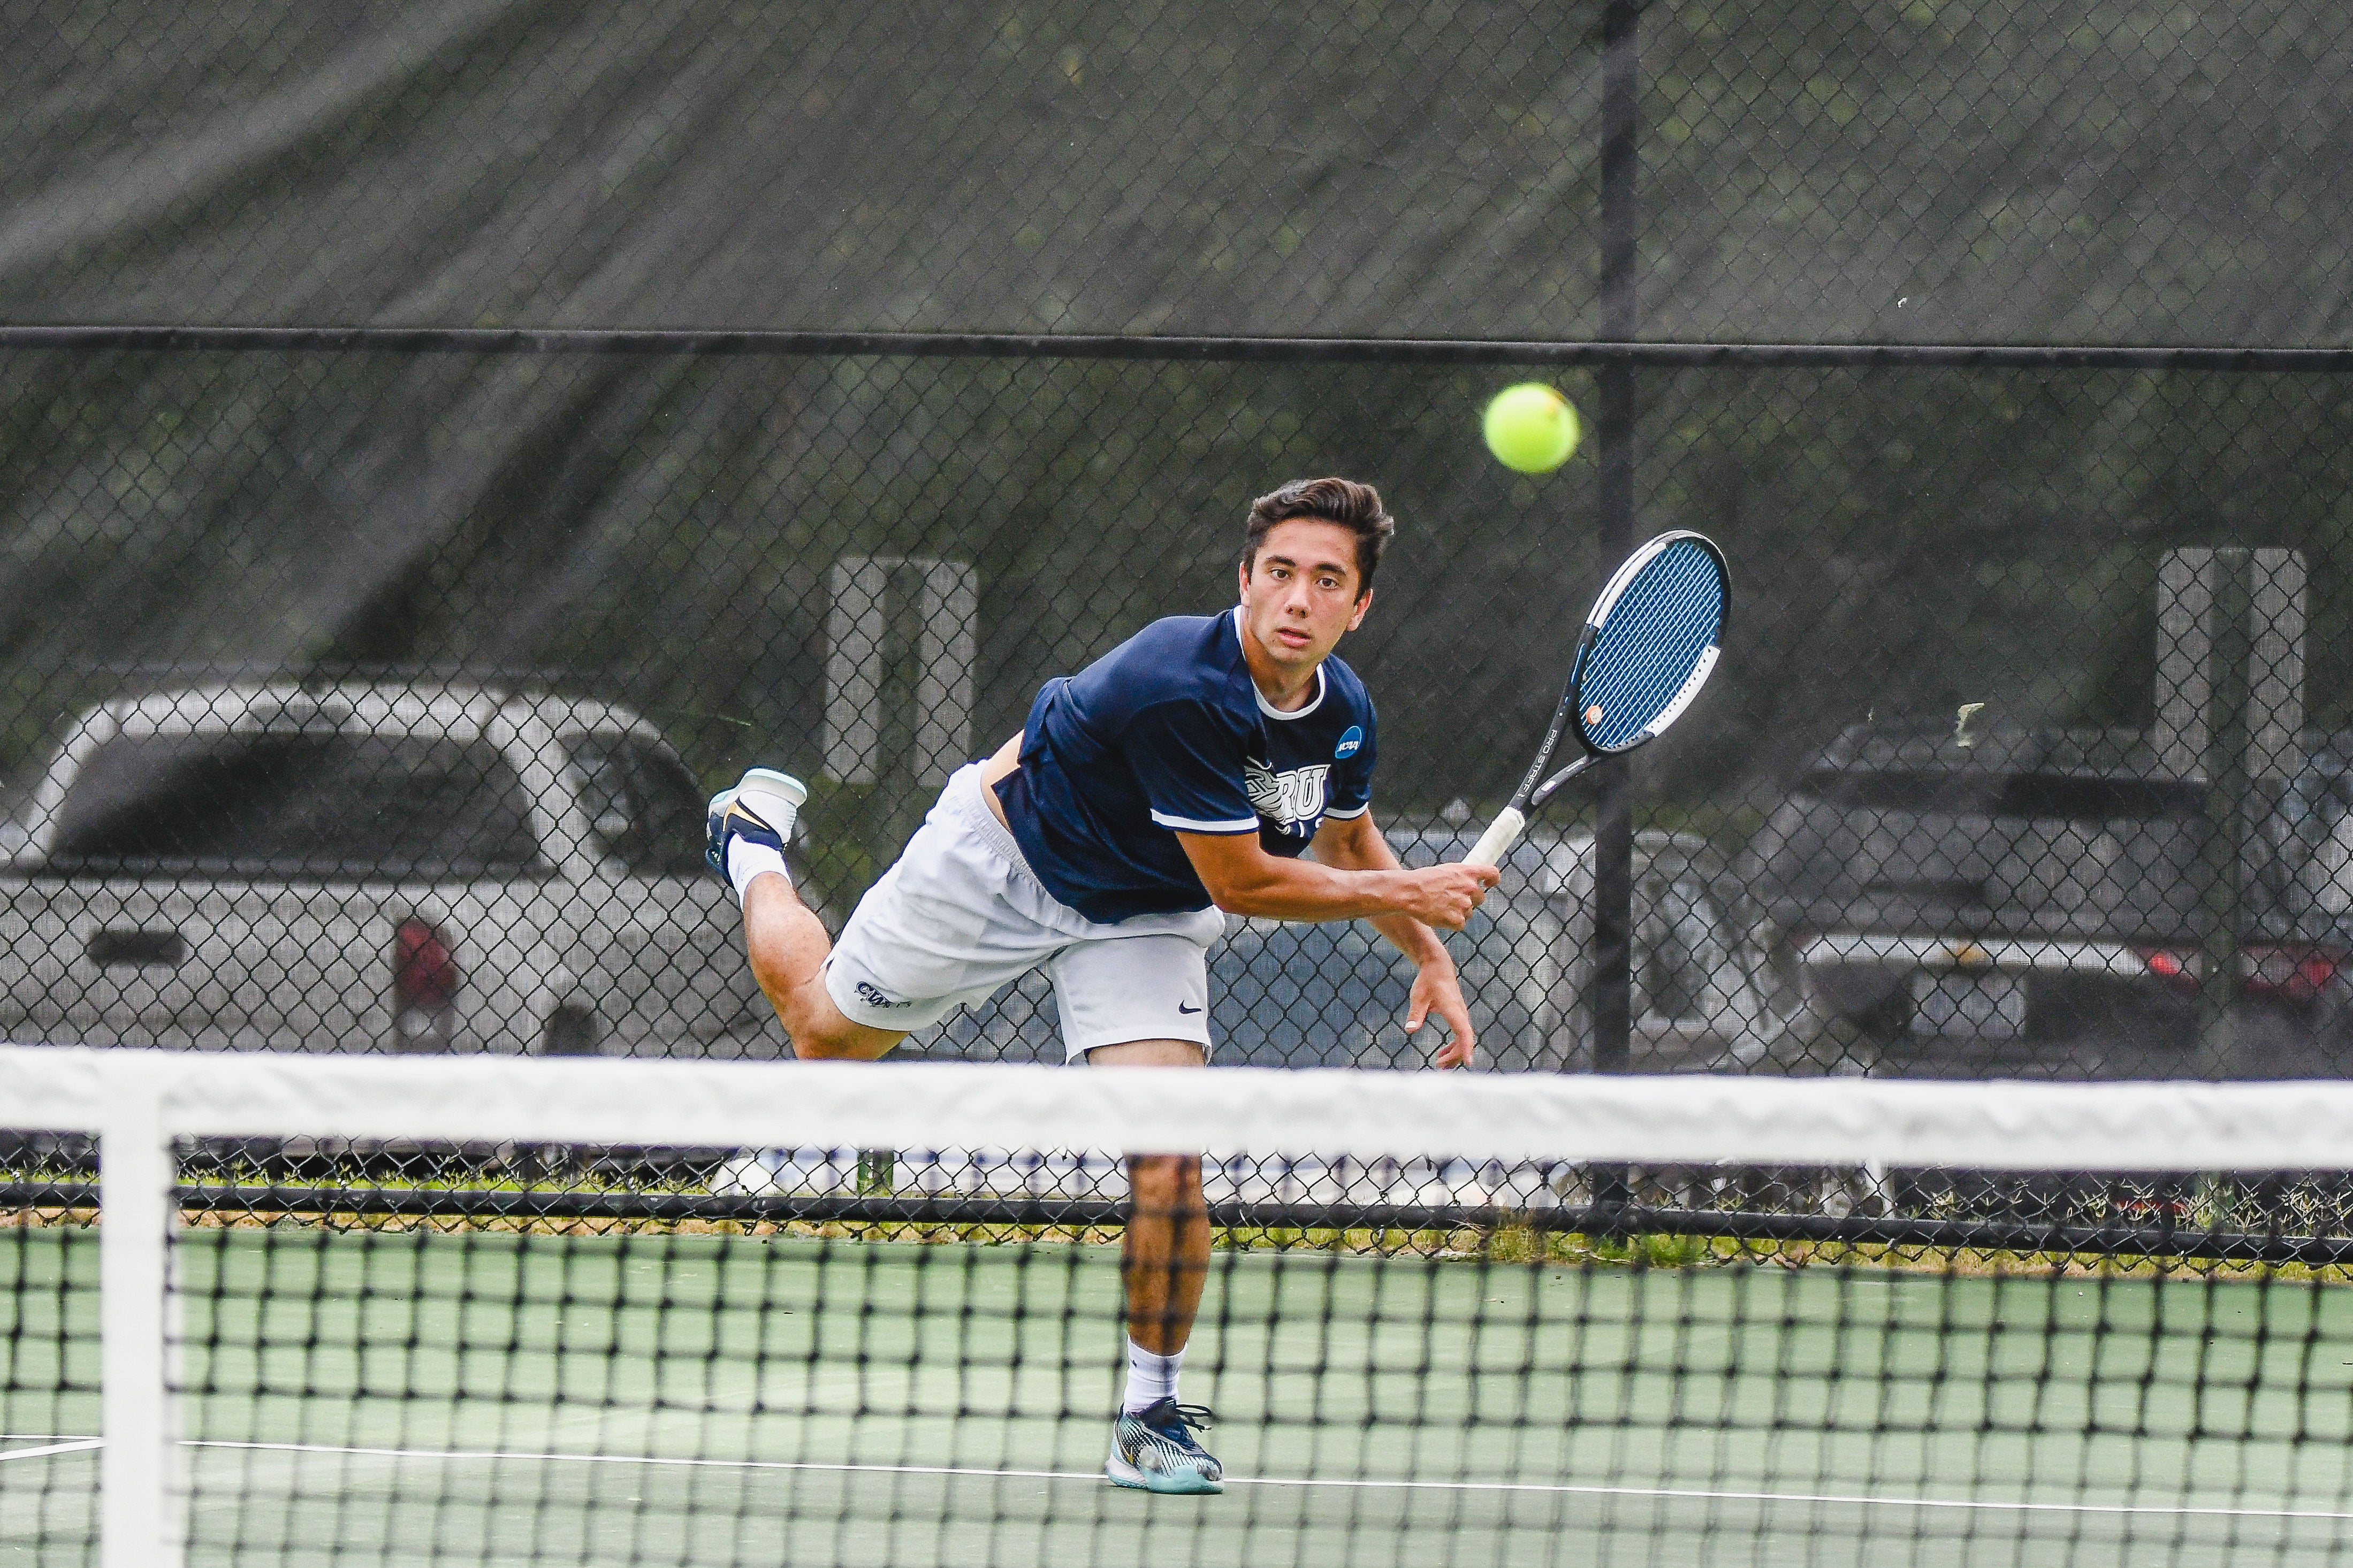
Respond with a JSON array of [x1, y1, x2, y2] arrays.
[[1579, 542, 1725, 752]]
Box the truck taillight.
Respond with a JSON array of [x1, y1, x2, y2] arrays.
[[393, 917, 459, 1049], [2244, 946, 2342, 1004], [2140, 945, 2342, 1004]]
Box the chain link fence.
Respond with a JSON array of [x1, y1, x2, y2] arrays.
[[3, 346, 2349, 1085], [6, 4, 2353, 1221]]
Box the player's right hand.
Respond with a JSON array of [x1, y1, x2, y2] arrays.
[[1397, 862, 1500, 930]]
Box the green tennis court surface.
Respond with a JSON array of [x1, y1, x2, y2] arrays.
[[7, 1225, 2352, 1565]]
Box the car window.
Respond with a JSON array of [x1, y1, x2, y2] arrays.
[[49, 733, 540, 876], [565, 736, 708, 876]]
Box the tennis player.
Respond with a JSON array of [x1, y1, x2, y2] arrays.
[[705, 477, 1498, 1495]]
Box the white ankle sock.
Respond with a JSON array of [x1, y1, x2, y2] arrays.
[[1122, 1338, 1185, 1414], [726, 839, 789, 904]]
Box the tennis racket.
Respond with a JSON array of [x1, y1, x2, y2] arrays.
[[1465, 530, 1730, 867]]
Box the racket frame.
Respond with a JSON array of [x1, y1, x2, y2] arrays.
[[1465, 530, 1728, 867]]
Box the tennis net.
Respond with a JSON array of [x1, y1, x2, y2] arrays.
[[6, 1046, 2353, 1566]]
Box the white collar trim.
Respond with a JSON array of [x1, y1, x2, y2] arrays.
[[1233, 607, 1327, 720]]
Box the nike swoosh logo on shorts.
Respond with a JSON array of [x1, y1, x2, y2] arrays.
[[1178, 1003, 1201, 1014]]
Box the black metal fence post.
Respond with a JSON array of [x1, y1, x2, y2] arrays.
[[2197, 549, 2254, 1080], [1588, 0, 1641, 1222], [1592, 0, 1640, 1077]]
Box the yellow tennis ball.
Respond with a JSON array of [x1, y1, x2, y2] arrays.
[[1482, 383, 1581, 475]]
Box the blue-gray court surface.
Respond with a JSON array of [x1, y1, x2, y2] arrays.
[[5, 1224, 2352, 1566]]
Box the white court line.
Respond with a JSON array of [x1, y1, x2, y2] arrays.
[[183, 1441, 2353, 1523], [0, 1438, 103, 1463]]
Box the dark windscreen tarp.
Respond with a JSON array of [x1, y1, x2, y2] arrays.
[[7, 2, 2352, 344]]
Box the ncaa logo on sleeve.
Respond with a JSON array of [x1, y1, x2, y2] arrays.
[[1334, 726, 1364, 760]]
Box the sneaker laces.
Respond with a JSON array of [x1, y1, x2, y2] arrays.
[[1143, 1401, 1214, 1436]]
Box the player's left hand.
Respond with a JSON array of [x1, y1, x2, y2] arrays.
[[1402, 960, 1475, 1069]]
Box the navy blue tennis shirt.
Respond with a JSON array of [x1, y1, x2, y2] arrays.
[[994, 608, 1377, 923]]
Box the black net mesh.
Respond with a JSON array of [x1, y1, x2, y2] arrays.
[[152, 1188, 2353, 1566], [13, 1068, 2353, 1567], [0, 1178, 98, 1558]]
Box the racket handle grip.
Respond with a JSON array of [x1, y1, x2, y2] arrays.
[[1465, 807, 1525, 868]]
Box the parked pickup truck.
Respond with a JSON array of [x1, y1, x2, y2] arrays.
[[0, 682, 774, 1057]]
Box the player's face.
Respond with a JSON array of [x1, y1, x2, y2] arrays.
[[1238, 518, 1370, 673]]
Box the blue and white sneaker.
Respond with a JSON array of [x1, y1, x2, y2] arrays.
[[1107, 1399, 1222, 1494], [703, 768, 807, 885]]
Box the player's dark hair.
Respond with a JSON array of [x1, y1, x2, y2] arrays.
[[1242, 477, 1394, 596]]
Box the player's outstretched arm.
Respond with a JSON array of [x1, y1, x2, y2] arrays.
[[1174, 822, 1491, 1068], [1306, 813, 1476, 1068], [1174, 829, 1497, 929]]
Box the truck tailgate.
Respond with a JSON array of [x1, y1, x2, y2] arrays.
[[0, 878, 460, 1050]]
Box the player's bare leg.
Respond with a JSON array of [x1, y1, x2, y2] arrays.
[[740, 874, 902, 1061], [1089, 1038, 1210, 1351], [707, 770, 901, 1062], [1093, 1037, 1222, 1493], [1123, 1150, 1209, 1345]]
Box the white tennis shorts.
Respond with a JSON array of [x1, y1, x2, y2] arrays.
[[824, 764, 1226, 1059]]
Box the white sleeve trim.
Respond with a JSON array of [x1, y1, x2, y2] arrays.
[[1150, 808, 1260, 833], [1323, 800, 1371, 819]]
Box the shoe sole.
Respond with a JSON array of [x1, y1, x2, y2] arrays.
[[1105, 1449, 1223, 1495]]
